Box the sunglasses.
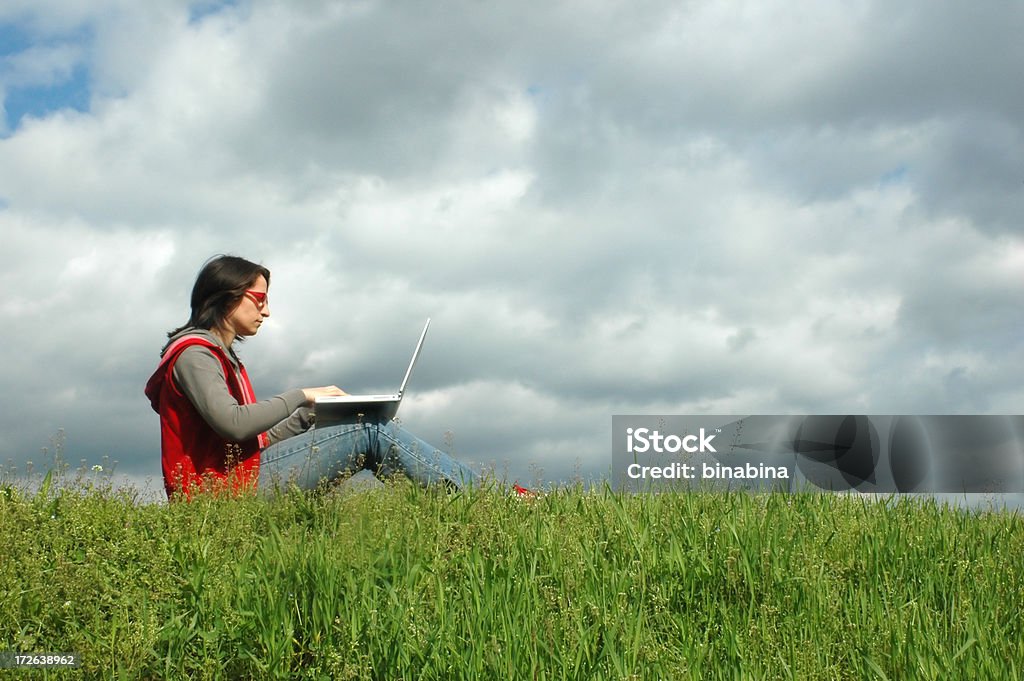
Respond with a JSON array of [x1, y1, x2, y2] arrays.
[[244, 290, 268, 310]]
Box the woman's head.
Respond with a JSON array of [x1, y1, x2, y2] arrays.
[[168, 255, 271, 341]]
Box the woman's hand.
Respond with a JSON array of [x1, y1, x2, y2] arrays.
[[301, 386, 347, 404]]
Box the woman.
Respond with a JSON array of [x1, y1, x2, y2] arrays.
[[145, 254, 491, 499]]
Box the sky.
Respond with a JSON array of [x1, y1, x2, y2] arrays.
[[1, 0, 1022, 501]]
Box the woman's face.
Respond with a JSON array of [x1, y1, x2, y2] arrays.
[[223, 274, 270, 338]]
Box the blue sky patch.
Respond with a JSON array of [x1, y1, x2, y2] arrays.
[[0, 22, 33, 57], [879, 164, 909, 186], [2, 20, 94, 132], [4, 62, 91, 130], [188, 0, 243, 25]]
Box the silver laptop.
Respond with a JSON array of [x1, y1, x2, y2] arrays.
[[313, 319, 431, 426]]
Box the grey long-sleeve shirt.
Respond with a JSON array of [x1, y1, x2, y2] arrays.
[[167, 328, 313, 446]]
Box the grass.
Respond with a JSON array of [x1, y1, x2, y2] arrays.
[[1, 473, 1022, 679]]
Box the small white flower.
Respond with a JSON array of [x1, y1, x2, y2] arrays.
[[91, 465, 103, 472]]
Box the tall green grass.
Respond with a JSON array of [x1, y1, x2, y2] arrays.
[[1, 477, 1022, 679]]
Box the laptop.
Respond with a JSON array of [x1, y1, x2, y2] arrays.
[[313, 319, 431, 426]]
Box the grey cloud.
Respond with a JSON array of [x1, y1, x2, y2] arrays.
[[912, 115, 1024, 235]]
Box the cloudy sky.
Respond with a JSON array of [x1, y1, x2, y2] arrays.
[[1, 0, 1022, 498]]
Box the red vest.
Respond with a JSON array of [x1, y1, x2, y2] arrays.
[[145, 335, 268, 499]]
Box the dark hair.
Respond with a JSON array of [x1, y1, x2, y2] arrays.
[[167, 255, 270, 341]]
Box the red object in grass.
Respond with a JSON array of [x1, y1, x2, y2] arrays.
[[513, 483, 535, 498]]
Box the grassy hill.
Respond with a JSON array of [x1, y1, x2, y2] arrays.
[[1, 477, 1022, 679]]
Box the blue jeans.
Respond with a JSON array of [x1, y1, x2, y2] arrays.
[[257, 420, 480, 493]]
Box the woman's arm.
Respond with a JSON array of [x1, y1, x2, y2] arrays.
[[265, 406, 315, 445], [172, 346, 307, 441]]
